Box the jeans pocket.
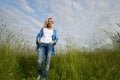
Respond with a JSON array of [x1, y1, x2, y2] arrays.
[[39, 43, 44, 47]]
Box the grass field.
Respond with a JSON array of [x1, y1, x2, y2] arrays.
[[0, 26, 120, 80]]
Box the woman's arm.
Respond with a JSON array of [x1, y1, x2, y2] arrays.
[[36, 28, 43, 45], [52, 29, 58, 45]]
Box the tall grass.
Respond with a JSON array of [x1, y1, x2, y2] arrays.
[[47, 48, 120, 80], [0, 22, 120, 80], [0, 24, 37, 80]]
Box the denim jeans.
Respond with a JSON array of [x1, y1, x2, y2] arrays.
[[37, 43, 52, 78]]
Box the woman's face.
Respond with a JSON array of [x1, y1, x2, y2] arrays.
[[47, 18, 53, 27]]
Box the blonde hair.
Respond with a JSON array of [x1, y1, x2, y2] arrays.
[[43, 17, 54, 28]]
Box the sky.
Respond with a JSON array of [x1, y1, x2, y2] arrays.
[[0, 0, 120, 48]]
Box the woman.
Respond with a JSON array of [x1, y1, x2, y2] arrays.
[[36, 17, 58, 80]]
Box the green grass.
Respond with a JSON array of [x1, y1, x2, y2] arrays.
[[0, 27, 120, 80], [48, 49, 120, 80]]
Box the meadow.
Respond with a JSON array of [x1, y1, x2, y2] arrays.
[[0, 24, 120, 80]]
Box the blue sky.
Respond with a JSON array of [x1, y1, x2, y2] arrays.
[[0, 0, 120, 47]]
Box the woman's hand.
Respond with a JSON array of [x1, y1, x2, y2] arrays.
[[38, 40, 41, 45], [49, 41, 55, 45]]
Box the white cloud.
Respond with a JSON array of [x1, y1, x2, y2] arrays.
[[19, 0, 34, 13], [34, 0, 49, 13], [30, 17, 43, 28], [0, 3, 42, 45]]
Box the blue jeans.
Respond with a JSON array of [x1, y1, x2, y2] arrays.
[[37, 43, 52, 78]]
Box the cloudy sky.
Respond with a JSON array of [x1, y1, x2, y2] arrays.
[[0, 0, 120, 47]]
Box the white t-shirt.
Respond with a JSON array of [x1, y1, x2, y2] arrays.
[[41, 28, 53, 43]]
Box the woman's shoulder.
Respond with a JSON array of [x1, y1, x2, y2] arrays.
[[53, 28, 57, 35], [38, 27, 44, 33], [53, 28, 57, 31], [40, 27, 44, 31]]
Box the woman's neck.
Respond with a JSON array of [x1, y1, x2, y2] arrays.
[[47, 26, 52, 30]]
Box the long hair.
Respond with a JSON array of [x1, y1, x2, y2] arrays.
[[43, 17, 54, 28]]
